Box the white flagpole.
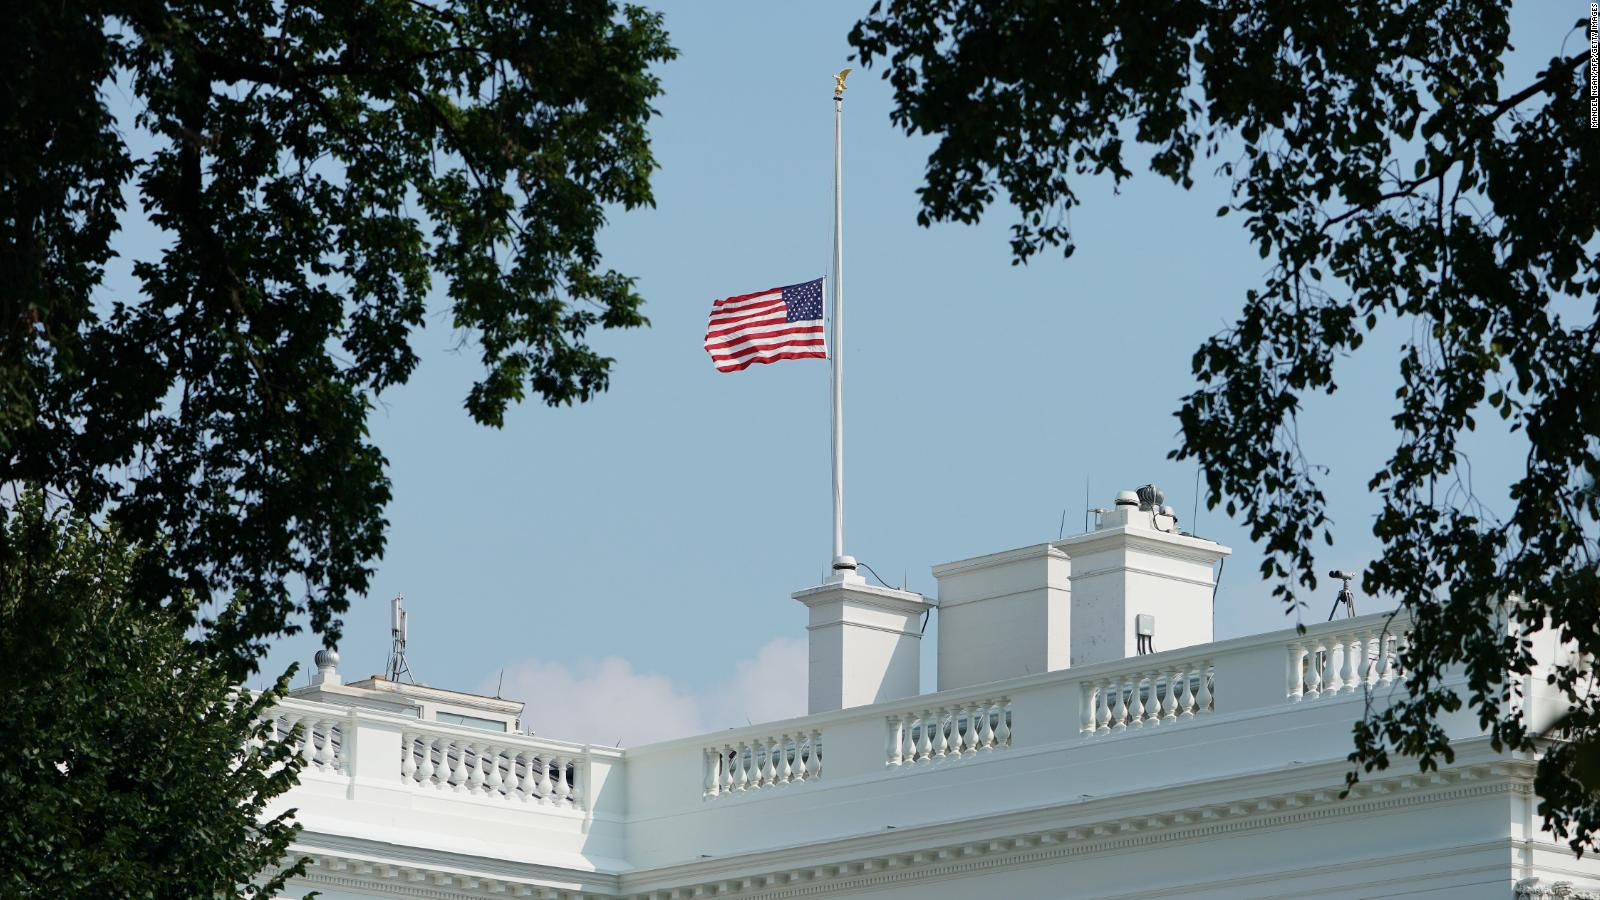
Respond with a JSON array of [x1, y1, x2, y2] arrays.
[[830, 68, 855, 579]]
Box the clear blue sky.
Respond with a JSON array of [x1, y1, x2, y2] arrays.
[[173, 1, 1579, 743]]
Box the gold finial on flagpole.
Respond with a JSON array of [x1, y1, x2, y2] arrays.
[[833, 67, 853, 99]]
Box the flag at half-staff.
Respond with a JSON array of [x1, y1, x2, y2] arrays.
[[703, 277, 827, 373]]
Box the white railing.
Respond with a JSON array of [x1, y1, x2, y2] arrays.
[[267, 707, 346, 775], [401, 727, 581, 807], [887, 696, 1012, 766], [1081, 656, 1213, 734], [1289, 623, 1407, 701], [268, 610, 1427, 835], [704, 730, 822, 797]]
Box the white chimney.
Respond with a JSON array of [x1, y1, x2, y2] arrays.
[[931, 484, 1231, 689], [932, 543, 1072, 691], [1054, 486, 1230, 666], [794, 574, 933, 714]]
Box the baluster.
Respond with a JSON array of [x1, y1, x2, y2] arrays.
[[530, 754, 550, 801], [440, 742, 461, 791], [1337, 634, 1357, 693], [711, 746, 729, 791], [1081, 685, 1096, 734], [1096, 680, 1112, 734], [434, 741, 451, 789], [400, 733, 416, 782], [927, 708, 944, 758], [810, 730, 823, 778], [1198, 664, 1213, 712], [888, 717, 904, 765], [1288, 643, 1306, 701], [461, 743, 483, 793], [1376, 632, 1393, 684], [953, 705, 972, 755], [1128, 675, 1146, 727], [916, 712, 933, 760], [1159, 668, 1178, 721], [485, 746, 505, 795], [299, 717, 318, 768], [315, 718, 332, 769], [994, 700, 1011, 747], [1320, 640, 1336, 697], [550, 755, 569, 805], [792, 739, 809, 783], [1110, 678, 1128, 731], [415, 735, 436, 787], [751, 741, 765, 788], [532, 752, 546, 801], [977, 700, 995, 750], [510, 751, 529, 801], [765, 737, 782, 786], [1304, 641, 1323, 700], [1356, 630, 1375, 688], [703, 749, 718, 796], [1179, 665, 1197, 717], [446, 739, 463, 789]]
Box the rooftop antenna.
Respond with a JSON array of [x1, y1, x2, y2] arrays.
[[387, 594, 415, 683], [1191, 468, 1202, 533]]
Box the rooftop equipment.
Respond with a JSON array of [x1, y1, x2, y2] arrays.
[[387, 594, 414, 683]]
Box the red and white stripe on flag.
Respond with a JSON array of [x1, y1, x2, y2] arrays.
[[703, 278, 827, 373]]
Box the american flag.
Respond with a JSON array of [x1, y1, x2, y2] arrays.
[[703, 278, 827, 373]]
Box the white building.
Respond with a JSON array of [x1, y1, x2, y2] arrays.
[[268, 487, 1595, 899]]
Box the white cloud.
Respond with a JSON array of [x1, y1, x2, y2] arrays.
[[708, 637, 808, 732], [489, 637, 807, 747]]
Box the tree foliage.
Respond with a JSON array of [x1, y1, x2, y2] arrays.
[[1, 0, 675, 677], [0, 491, 306, 898], [852, 1, 1600, 848]]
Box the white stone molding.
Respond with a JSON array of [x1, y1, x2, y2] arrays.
[[279, 761, 1535, 900]]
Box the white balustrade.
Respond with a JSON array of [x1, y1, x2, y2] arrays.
[[1081, 658, 1213, 735], [265, 709, 346, 775], [703, 730, 821, 798], [886, 697, 1012, 766], [400, 728, 580, 807], [1287, 625, 1405, 701]]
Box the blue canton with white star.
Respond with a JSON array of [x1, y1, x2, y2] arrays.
[[782, 278, 824, 322]]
